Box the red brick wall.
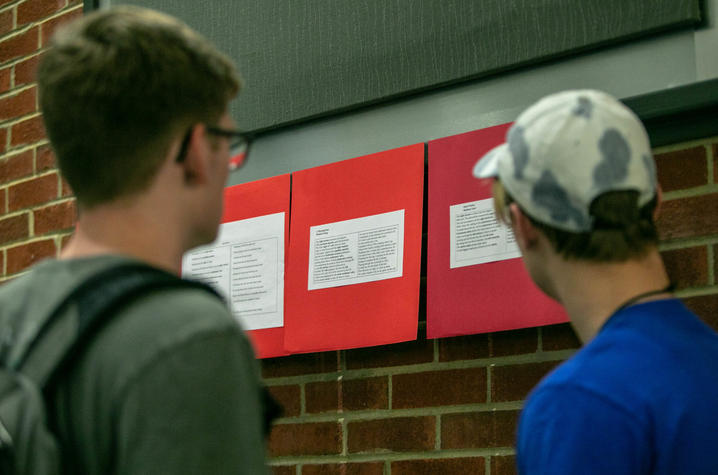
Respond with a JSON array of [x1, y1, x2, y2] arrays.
[[1, 2, 717, 474], [0, 0, 80, 277], [260, 140, 718, 474]]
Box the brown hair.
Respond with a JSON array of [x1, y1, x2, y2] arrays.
[[38, 6, 240, 208], [492, 180, 659, 261]]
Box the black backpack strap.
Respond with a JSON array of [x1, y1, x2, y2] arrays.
[[16, 262, 221, 391]]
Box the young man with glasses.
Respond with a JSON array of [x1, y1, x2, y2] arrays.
[[0, 6, 267, 474]]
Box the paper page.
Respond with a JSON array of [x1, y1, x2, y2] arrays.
[[307, 209, 404, 290], [449, 198, 520, 268], [182, 212, 285, 331]]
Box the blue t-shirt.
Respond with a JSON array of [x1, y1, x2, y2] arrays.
[[517, 299, 718, 475]]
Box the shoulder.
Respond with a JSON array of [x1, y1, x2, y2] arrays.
[[83, 283, 254, 393], [60, 285, 265, 474]]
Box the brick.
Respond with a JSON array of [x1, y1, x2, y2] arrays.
[[657, 194, 718, 240], [6, 238, 55, 274], [270, 467, 295, 475], [0, 87, 36, 121], [0, 66, 9, 93], [302, 462, 384, 475], [491, 328, 538, 357], [661, 246, 708, 289], [14, 54, 41, 87], [391, 457, 485, 475], [36, 143, 56, 171], [0, 212, 28, 244], [0, 9, 12, 37], [683, 294, 718, 332], [41, 7, 82, 46], [713, 144, 717, 183], [0, 27, 39, 64], [345, 338, 434, 370], [60, 232, 71, 249], [305, 380, 338, 414], [542, 323, 580, 351], [8, 173, 57, 211], [306, 377, 388, 414], [0, 149, 33, 184], [262, 351, 340, 379], [17, 0, 65, 26], [0, 127, 6, 154], [0, 0, 15, 9], [393, 368, 487, 409], [438, 333, 490, 362], [267, 384, 300, 418], [491, 361, 558, 402], [59, 175, 72, 197], [492, 455, 517, 475], [33, 199, 76, 235], [0, 187, 6, 213], [442, 410, 519, 449], [268, 422, 341, 456], [348, 416, 434, 453], [270, 466, 295, 475], [654, 146, 708, 192], [10, 114, 45, 147], [343, 377, 388, 410], [35, 144, 57, 173]]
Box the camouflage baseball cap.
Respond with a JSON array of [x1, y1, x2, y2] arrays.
[[473, 89, 657, 232]]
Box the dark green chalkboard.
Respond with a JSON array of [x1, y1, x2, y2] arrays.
[[108, 0, 702, 133]]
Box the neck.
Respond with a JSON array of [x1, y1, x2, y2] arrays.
[[549, 250, 672, 343], [61, 196, 189, 274]]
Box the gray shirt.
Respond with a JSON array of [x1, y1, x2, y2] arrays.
[[0, 255, 268, 474]]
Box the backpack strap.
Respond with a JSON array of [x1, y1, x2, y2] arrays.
[[15, 262, 221, 392]]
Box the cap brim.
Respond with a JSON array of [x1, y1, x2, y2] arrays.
[[472, 143, 507, 179]]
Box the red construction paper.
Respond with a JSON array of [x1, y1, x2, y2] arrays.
[[427, 125, 567, 338], [222, 175, 291, 358], [285, 144, 424, 353]]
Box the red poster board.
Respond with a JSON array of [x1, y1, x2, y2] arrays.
[[285, 144, 424, 353], [427, 125, 567, 338], [222, 175, 291, 358]]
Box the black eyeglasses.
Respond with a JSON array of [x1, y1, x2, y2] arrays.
[[206, 126, 251, 170], [174, 125, 252, 170]]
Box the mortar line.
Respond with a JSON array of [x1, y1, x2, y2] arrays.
[[652, 136, 718, 154], [435, 413, 441, 450], [270, 400, 524, 425], [264, 350, 576, 386], [662, 184, 718, 201], [707, 144, 715, 186], [268, 447, 517, 465], [658, 235, 718, 251], [708, 244, 715, 286]]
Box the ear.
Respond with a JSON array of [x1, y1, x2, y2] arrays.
[[180, 124, 211, 187], [509, 203, 540, 251]]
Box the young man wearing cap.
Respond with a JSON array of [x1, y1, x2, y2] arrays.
[[473, 90, 718, 474], [0, 6, 267, 474]]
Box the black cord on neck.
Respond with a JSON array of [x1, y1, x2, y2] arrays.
[[610, 282, 676, 318]]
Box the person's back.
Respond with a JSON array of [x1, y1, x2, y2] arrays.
[[518, 298, 718, 474], [472, 89, 718, 474], [0, 6, 268, 473], [0, 256, 267, 473]]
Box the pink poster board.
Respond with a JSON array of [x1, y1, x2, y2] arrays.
[[427, 125, 568, 338]]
